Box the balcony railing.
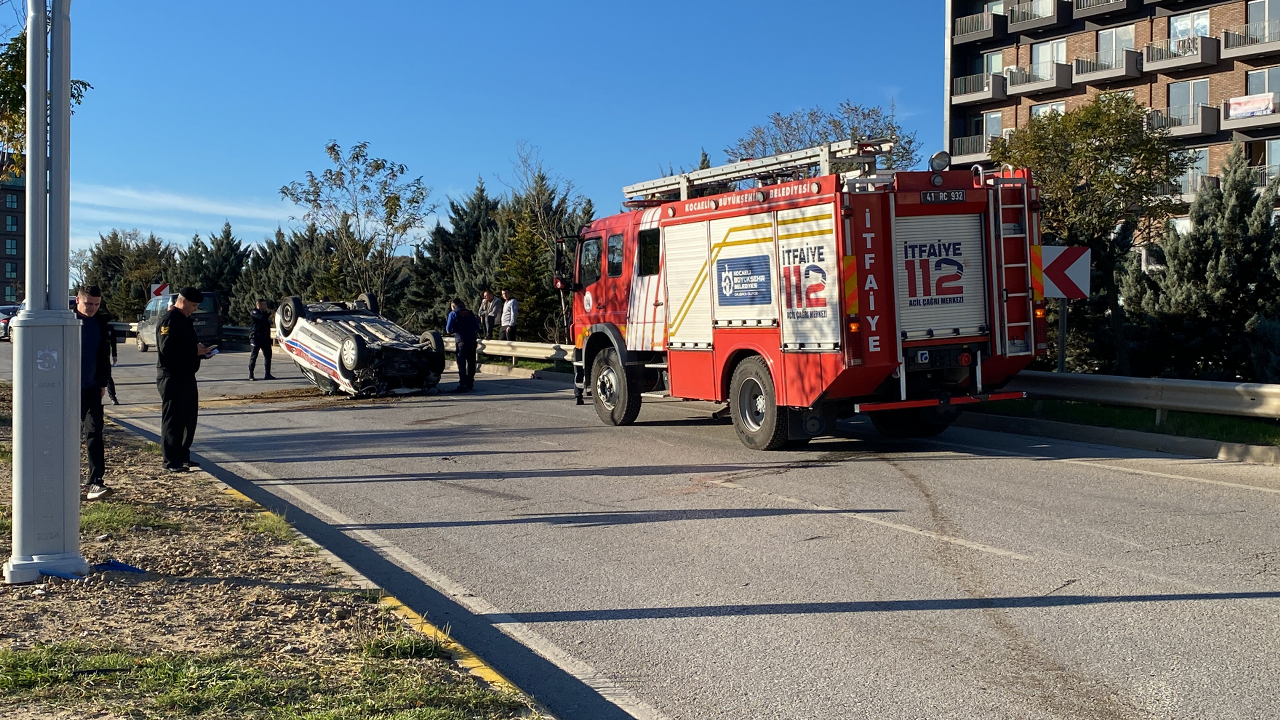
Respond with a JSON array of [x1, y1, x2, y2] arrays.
[[953, 72, 994, 96], [1148, 105, 1204, 130], [1007, 0, 1054, 24], [954, 11, 996, 36], [1075, 0, 1122, 10], [1224, 20, 1280, 49], [1248, 165, 1280, 188], [1159, 172, 1214, 198], [952, 134, 998, 157], [1145, 36, 1204, 63], [1007, 62, 1055, 86], [1073, 50, 1128, 74]]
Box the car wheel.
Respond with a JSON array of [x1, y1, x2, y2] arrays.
[[420, 331, 446, 375], [278, 297, 306, 335], [357, 292, 379, 315], [136, 332, 148, 352], [869, 407, 959, 439], [340, 334, 369, 372], [591, 347, 641, 426], [729, 356, 788, 450]]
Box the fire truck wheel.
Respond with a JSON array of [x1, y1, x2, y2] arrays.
[[729, 357, 788, 451], [591, 347, 641, 426], [869, 407, 956, 438]]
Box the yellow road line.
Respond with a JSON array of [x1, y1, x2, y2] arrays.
[[379, 596, 523, 694]]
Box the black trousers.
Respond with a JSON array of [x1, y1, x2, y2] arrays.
[[481, 316, 495, 340], [106, 370, 117, 402], [80, 387, 105, 482], [456, 340, 477, 388], [158, 375, 199, 469], [249, 339, 272, 377], [500, 325, 514, 341]]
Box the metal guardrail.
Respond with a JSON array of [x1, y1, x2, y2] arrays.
[[1008, 370, 1280, 419], [442, 337, 571, 364]]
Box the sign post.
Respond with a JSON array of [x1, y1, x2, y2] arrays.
[[4, 0, 85, 584], [1033, 246, 1091, 373]]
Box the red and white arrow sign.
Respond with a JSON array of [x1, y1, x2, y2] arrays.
[[150, 282, 169, 298], [1041, 246, 1090, 299]]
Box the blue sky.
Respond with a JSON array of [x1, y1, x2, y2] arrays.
[[62, 1, 945, 251]]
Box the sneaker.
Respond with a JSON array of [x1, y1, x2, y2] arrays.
[[110, 397, 120, 406], [185, 461, 201, 469], [164, 465, 188, 474], [264, 374, 277, 380], [249, 376, 257, 381], [85, 483, 112, 500]]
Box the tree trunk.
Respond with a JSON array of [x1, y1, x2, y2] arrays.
[[1100, 254, 1132, 376]]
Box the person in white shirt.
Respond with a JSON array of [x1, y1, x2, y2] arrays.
[[500, 289, 518, 340]]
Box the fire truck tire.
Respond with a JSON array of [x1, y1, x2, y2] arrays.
[[869, 407, 955, 438], [591, 347, 641, 426], [729, 357, 788, 451]]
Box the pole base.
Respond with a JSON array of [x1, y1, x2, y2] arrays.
[[4, 552, 89, 584]]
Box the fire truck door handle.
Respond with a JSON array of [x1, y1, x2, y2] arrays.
[[653, 302, 664, 307]]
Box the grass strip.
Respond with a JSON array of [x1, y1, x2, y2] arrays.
[[971, 398, 1280, 446], [80, 501, 180, 535]]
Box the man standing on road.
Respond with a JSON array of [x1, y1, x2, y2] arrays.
[[477, 290, 500, 340], [157, 286, 213, 473], [500, 289, 518, 341], [445, 298, 480, 393], [76, 286, 114, 500], [248, 298, 276, 381]]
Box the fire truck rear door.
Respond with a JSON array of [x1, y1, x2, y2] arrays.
[[778, 204, 841, 350], [892, 214, 988, 340]]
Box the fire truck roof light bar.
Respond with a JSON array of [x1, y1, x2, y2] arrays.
[[623, 139, 895, 199], [854, 391, 1026, 414]]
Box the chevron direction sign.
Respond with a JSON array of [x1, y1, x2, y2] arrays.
[[1032, 246, 1090, 300]]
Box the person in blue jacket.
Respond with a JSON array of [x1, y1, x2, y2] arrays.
[[444, 298, 480, 393]]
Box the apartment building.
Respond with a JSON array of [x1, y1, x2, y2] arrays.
[[944, 0, 1280, 200], [0, 172, 22, 304]]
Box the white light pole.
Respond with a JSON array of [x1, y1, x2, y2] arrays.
[[4, 0, 85, 584]]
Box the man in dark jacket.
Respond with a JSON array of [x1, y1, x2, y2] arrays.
[[99, 307, 120, 405], [248, 298, 275, 381], [76, 286, 114, 500], [157, 287, 213, 473], [444, 298, 480, 393]]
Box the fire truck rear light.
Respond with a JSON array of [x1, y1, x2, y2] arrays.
[[958, 352, 973, 366], [1034, 308, 1046, 319], [848, 322, 859, 332]]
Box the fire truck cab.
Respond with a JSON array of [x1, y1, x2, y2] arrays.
[[561, 141, 1046, 450]]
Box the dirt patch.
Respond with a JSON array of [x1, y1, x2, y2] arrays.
[[0, 387, 537, 719], [202, 386, 430, 411]]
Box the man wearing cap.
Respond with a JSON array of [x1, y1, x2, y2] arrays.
[[156, 287, 213, 473]]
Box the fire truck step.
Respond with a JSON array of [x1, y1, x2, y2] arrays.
[[644, 363, 668, 369], [641, 391, 670, 398]]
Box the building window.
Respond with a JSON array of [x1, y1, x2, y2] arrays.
[[1169, 78, 1209, 115], [1248, 0, 1280, 27], [1030, 101, 1066, 118], [1031, 39, 1066, 71], [4, 194, 15, 209], [981, 50, 1003, 76], [5, 239, 14, 256], [1173, 148, 1210, 195], [4, 216, 15, 232], [1170, 11, 1210, 39], [970, 110, 1003, 138], [4, 262, 15, 280], [1246, 66, 1280, 96], [1097, 25, 1135, 66], [3, 285, 12, 302]]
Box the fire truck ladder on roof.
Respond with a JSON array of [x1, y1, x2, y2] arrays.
[[987, 171, 1036, 358], [622, 139, 895, 200]]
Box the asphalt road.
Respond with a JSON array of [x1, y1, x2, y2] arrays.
[[7, 340, 1280, 719]]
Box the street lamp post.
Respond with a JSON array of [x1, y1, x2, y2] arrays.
[[4, 0, 85, 584]]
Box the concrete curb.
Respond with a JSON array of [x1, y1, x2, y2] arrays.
[[957, 413, 1280, 466], [108, 422, 547, 716]]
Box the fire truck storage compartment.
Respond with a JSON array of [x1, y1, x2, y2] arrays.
[[892, 214, 988, 340], [664, 220, 713, 349], [710, 211, 777, 328], [778, 204, 841, 351]]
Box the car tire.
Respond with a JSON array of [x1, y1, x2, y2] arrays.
[[278, 297, 306, 336], [340, 334, 369, 372], [591, 347, 641, 426], [136, 332, 148, 352], [869, 407, 959, 439], [420, 331, 446, 375], [357, 292, 379, 315], [729, 356, 788, 451]]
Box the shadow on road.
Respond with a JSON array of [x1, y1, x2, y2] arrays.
[[333, 507, 901, 531]]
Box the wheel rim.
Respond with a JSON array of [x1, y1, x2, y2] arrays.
[[282, 305, 293, 325], [736, 377, 766, 432], [342, 340, 357, 370], [595, 366, 619, 410]]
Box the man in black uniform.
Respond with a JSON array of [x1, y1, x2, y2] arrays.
[[157, 287, 213, 473], [248, 298, 275, 381]]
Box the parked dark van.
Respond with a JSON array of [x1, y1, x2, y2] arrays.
[[135, 292, 221, 351]]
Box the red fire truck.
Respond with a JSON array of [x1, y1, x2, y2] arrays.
[[558, 141, 1046, 450]]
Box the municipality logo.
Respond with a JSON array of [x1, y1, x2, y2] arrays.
[[36, 348, 58, 371]]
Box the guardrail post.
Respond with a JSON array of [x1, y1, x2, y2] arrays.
[[1057, 299, 1068, 373], [1155, 408, 1167, 426]]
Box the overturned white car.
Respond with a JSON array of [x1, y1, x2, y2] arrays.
[[275, 293, 446, 397]]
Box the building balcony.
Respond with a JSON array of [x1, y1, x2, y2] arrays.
[[1007, 0, 1069, 33], [1143, 36, 1219, 72], [1146, 104, 1219, 137], [952, 72, 1008, 105], [1072, 50, 1141, 84], [1159, 172, 1217, 204], [1222, 20, 1280, 60], [1247, 165, 1280, 189], [953, 11, 1007, 44], [1007, 62, 1072, 95], [1073, 0, 1141, 21], [1221, 92, 1280, 130], [951, 134, 1000, 165]]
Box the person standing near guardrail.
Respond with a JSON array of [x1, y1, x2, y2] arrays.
[[157, 287, 214, 473], [500, 289, 518, 341], [248, 298, 276, 381], [75, 286, 114, 500], [478, 290, 500, 340], [445, 298, 480, 393]]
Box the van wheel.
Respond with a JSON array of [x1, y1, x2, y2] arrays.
[[729, 356, 788, 450], [278, 297, 306, 335], [591, 347, 641, 426], [869, 407, 959, 438], [136, 334, 148, 352]]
